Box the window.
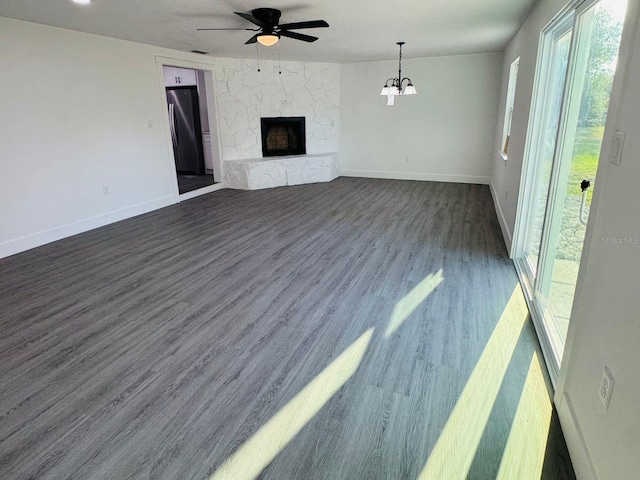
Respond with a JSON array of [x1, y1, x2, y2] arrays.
[[500, 57, 520, 159]]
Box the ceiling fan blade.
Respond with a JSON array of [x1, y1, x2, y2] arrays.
[[234, 11, 264, 27], [279, 20, 329, 30], [197, 28, 257, 31], [279, 30, 318, 42], [245, 34, 259, 45]]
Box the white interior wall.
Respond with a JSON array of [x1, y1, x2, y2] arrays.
[[489, 0, 571, 251], [0, 17, 338, 258], [196, 70, 211, 134], [490, 0, 640, 477], [0, 17, 179, 258], [340, 53, 503, 184], [196, 69, 215, 173]]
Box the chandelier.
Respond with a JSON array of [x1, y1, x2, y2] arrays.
[[380, 42, 417, 106]]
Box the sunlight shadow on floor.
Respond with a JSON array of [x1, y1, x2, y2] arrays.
[[418, 286, 529, 479], [385, 269, 444, 338], [496, 350, 552, 479], [210, 328, 375, 480]]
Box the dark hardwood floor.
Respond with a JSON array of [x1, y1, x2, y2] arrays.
[[0, 178, 575, 479]]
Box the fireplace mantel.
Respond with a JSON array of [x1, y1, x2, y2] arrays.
[[223, 153, 339, 190]]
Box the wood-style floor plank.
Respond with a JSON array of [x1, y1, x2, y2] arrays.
[[0, 178, 574, 479]]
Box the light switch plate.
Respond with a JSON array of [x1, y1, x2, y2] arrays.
[[611, 131, 625, 166]]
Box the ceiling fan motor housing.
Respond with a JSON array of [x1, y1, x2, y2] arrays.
[[252, 8, 281, 27], [198, 8, 328, 45]]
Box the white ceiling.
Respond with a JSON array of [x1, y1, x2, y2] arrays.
[[0, 0, 537, 63]]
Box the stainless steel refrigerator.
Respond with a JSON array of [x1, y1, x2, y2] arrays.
[[166, 87, 205, 175]]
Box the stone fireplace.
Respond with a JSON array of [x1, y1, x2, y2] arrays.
[[261, 117, 306, 157], [224, 114, 337, 190]]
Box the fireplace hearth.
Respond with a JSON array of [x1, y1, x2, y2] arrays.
[[260, 117, 306, 157]]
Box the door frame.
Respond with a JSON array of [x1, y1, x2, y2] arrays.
[[512, 5, 578, 386], [555, 0, 638, 397], [553, 1, 637, 476], [512, 0, 609, 386], [155, 56, 225, 200]]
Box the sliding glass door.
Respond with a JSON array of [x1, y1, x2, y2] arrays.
[[520, 14, 574, 284], [515, 0, 627, 377]]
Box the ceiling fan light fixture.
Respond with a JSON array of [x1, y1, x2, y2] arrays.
[[257, 33, 280, 46]]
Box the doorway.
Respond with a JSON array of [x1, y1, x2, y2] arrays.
[[163, 66, 216, 195], [514, 0, 627, 376]]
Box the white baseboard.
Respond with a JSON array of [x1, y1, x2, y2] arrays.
[[557, 392, 599, 480], [340, 169, 490, 185], [489, 180, 513, 255], [0, 195, 177, 259]]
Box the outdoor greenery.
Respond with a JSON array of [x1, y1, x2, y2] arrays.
[[567, 4, 624, 202], [577, 8, 623, 127], [567, 126, 604, 201]]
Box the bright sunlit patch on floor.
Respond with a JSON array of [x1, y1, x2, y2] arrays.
[[496, 351, 552, 479], [385, 270, 444, 337], [418, 286, 529, 480], [210, 328, 375, 480]]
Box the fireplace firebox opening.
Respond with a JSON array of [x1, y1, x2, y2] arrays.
[[261, 117, 306, 157]]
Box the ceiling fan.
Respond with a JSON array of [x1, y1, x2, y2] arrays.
[[198, 8, 329, 46]]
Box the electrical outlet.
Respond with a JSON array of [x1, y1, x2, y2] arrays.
[[147, 118, 153, 128], [405, 156, 410, 163], [599, 366, 614, 409], [103, 184, 111, 195]]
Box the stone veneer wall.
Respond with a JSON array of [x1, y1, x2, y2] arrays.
[[211, 58, 340, 161], [224, 153, 339, 190]]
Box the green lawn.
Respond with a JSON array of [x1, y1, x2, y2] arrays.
[[566, 126, 604, 201]]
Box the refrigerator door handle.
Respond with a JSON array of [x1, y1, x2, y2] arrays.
[[168, 104, 174, 136], [169, 103, 179, 145]]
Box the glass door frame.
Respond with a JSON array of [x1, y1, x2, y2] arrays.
[[512, 0, 601, 386], [519, 11, 575, 284]]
